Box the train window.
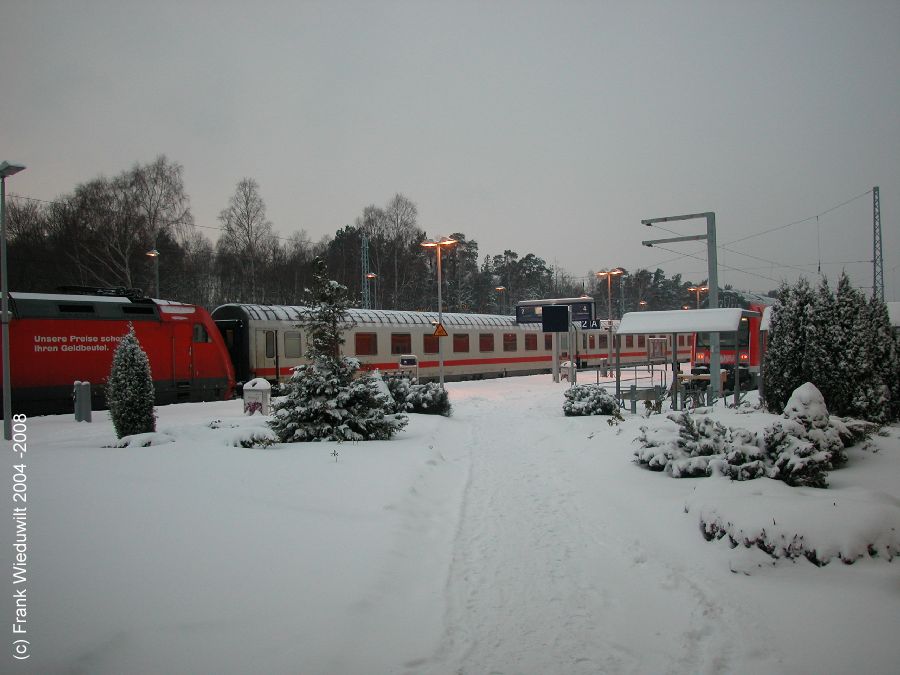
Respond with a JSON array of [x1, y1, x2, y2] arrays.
[[223, 329, 235, 349], [391, 333, 412, 354], [589, 335, 595, 349], [423, 334, 439, 354], [59, 304, 95, 313], [598, 334, 608, 349], [355, 332, 378, 356], [265, 331, 276, 358], [453, 334, 469, 353], [525, 333, 537, 351], [479, 333, 494, 352], [122, 306, 155, 315], [678, 335, 685, 346], [544, 334, 553, 350], [503, 333, 517, 352], [625, 335, 633, 348], [638, 335, 646, 348], [193, 323, 211, 343], [285, 332, 302, 358]]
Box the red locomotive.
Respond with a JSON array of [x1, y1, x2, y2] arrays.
[[1, 288, 234, 416]]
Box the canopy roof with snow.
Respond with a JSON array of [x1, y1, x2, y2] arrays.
[[616, 308, 752, 335]]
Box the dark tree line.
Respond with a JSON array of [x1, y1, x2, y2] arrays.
[[7, 156, 766, 314]]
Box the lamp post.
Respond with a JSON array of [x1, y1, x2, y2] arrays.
[[366, 272, 378, 309], [421, 236, 457, 387], [495, 286, 506, 314], [687, 285, 708, 309], [146, 248, 160, 298], [596, 267, 623, 377], [639, 299, 647, 310], [1, 161, 25, 441]]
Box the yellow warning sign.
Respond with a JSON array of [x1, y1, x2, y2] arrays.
[[432, 323, 448, 337]]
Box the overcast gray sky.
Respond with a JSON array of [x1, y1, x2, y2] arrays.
[[3, 0, 898, 298]]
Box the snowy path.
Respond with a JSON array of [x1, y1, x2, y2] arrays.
[[421, 379, 766, 675]]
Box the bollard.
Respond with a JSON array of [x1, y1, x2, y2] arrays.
[[74, 381, 92, 422]]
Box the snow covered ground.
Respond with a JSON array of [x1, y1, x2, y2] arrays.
[[3, 373, 899, 674]]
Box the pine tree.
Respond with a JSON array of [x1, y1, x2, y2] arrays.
[[268, 258, 408, 442], [867, 296, 900, 421], [801, 277, 837, 405], [106, 325, 156, 439], [764, 280, 811, 412]]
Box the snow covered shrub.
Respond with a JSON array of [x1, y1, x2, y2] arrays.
[[106, 325, 156, 439], [635, 412, 730, 477], [563, 384, 622, 419], [763, 383, 846, 488], [382, 374, 452, 416], [268, 259, 407, 443], [636, 383, 858, 487], [405, 382, 452, 416], [383, 374, 413, 413]]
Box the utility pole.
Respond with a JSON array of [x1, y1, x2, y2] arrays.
[[873, 187, 883, 302], [361, 234, 371, 309]]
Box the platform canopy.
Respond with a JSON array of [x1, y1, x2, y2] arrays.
[[616, 308, 747, 335]]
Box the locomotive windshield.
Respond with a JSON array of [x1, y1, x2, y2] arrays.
[[696, 317, 751, 353]]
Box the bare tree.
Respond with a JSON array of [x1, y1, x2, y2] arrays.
[[62, 175, 147, 289], [128, 155, 194, 248], [383, 193, 418, 308], [217, 178, 276, 303]]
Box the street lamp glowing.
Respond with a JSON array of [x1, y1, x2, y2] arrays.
[[595, 267, 624, 381], [421, 236, 457, 387], [495, 286, 506, 315], [366, 272, 378, 309], [146, 248, 160, 298], [687, 285, 708, 309], [639, 300, 647, 310], [1, 161, 26, 441]]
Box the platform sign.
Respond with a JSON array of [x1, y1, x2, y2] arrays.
[[432, 323, 448, 337], [541, 305, 570, 332], [579, 320, 602, 330]]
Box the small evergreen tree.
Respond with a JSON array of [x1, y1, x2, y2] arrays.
[[763, 280, 811, 412], [801, 278, 837, 406], [106, 325, 156, 439], [269, 258, 408, 442], [867, 296, 900, 420]]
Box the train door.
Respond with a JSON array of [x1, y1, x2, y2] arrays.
[[255, 328, 279, 381], [172, 322, 194, 401]]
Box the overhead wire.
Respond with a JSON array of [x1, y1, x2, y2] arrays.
[[643, 188, 874, 283]]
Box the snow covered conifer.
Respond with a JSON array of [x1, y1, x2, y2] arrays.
[[106, 325, 156, 439], [801, 278, 838, 406], [866, 295, 900, 421], [764, 280, 812, 413], [268, 258, 407, 442]]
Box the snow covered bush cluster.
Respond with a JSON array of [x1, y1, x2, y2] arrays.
[[268, 259, 407, 443], [383, 375, 452, 416], [697, 511, 897, 566], [764, 273, 900, 423], [105, 325, 156, 439], [563, 384, 623, 421], [636, 383, 867, 488]]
